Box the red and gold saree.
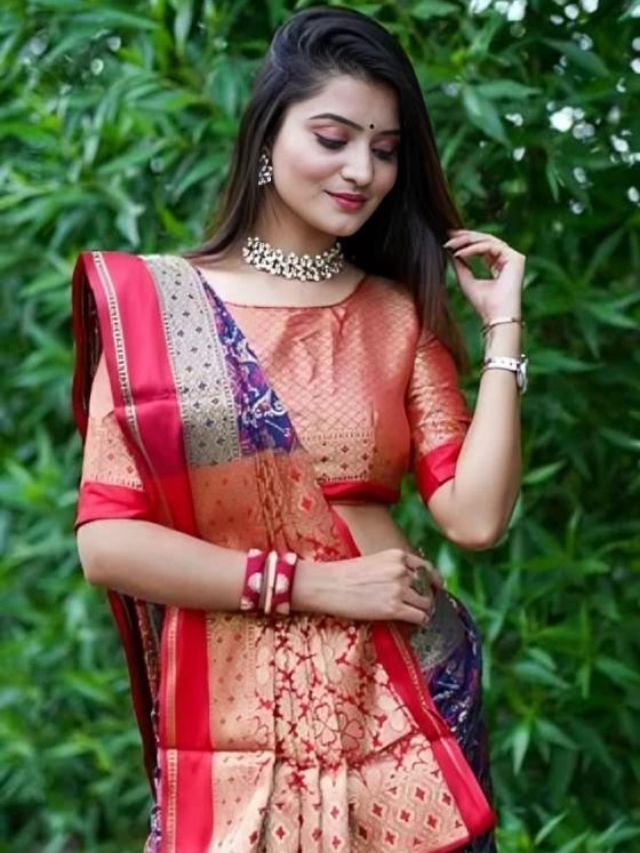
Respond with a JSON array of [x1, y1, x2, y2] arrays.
[[71, 250, 495, 852]]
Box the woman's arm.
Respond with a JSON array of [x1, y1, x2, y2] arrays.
[[76, 521, 434, 625], [76, 518, 321, 612], [427, 322, 522, 549]]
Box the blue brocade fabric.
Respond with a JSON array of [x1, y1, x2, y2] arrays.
[[421, 597, 497, 853], [203, 278, 299, 454]]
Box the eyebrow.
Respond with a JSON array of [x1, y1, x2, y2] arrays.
[[308, 112, 401, 136]]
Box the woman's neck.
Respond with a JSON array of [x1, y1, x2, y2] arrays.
[[251, 205, 339, 258]]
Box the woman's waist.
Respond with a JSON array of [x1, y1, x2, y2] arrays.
[[329, 500, 410, 556]]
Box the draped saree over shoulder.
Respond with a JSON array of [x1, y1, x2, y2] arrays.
[[71, 251, 495, 852]]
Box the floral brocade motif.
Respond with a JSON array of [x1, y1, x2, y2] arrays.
[[194, 611, 470, 852]]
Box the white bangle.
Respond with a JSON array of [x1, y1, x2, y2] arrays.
[[262, 550, 278, 616]]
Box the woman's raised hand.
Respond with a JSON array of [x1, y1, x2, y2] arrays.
[[443, 228, 525, 324], [311, 548, 443, 626]]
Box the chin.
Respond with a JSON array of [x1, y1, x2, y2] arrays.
[[336, 220, 369, 238], [324, 216, 369, 236]]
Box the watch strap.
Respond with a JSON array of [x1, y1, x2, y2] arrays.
[[481, 353, 528, 394]]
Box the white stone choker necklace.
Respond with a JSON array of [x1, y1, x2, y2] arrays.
[[241, 235, 345, 281]]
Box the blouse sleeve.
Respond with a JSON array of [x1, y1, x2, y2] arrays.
[[75, 353, 154, 530], [406, 328, 473, 503]]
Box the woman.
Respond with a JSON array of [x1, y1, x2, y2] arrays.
[[71, 6, 525, 851]]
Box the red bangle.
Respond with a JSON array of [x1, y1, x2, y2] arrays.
[[240, 548, 267, 613], [272, 552, 298, 617]]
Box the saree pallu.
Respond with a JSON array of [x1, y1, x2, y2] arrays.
[[71, 251, 496, 852]]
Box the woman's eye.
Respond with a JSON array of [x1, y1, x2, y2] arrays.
[[374, 149, 397, 162], [315, 135, 345, 150], [314, 134, 397, 162]]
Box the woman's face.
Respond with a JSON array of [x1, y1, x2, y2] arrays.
[[267, 74, 401, 238]]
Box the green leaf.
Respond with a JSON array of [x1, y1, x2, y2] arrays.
[[512, 720, 531, 774], [412, 0, 458, 19], [462, 86, 508, 145], [543, 39, 611, 77], [534, 718, 578, 750], [534, 811, 568, 846], [595, 656, 640, 687], [522, 461, 566, 485], [554, 833, 590, 853], [512, 660, 569, 689], [475, 81, 541, 99], [599, 428, 640, 453]]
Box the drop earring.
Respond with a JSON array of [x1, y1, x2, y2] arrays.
[[257, 148, 273, 186]]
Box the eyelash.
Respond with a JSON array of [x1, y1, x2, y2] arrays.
[[314, 134, 397, 162]]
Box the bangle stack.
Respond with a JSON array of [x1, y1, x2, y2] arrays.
[[240, 548, 299, 618]]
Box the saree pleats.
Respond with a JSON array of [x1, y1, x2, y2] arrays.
[[71, 250, 495, 852]]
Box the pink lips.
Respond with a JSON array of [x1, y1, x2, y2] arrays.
[[326, 191, 366, 210]]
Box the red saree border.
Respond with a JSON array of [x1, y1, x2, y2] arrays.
[[71, 251, 215, 849], [329, 508, 496, 842], [376, 626, 496, 838], [72, 251, 160, 789]]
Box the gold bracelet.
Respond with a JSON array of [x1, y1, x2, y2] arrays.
[[481, 316, 525, 337]]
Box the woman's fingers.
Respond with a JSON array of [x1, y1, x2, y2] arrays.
[[403, 552, 430, 571], [398, 583, 436, 626], [444, 229, 507, 248], [399, 607, 432, 626], [403, 552, 443, 591], [402, 586, 433, 614], [450, 241, 504, 262]]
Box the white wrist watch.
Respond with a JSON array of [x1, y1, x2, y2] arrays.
[[481, 354, 528, 395]]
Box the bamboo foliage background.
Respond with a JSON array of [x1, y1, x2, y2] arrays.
[[1, 0, 639, 850]]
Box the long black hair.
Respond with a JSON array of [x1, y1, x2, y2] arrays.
[[181, 4, 469, 371]]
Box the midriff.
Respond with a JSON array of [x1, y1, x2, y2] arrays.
[[330, 502, 415, 557]]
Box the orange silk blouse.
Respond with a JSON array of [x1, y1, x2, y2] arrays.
[[76, 272, 473, 527]]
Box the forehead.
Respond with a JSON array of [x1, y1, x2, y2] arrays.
[[286, 75, 399, 124]]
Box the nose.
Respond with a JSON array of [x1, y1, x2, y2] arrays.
[[340, 143, 374, 187]]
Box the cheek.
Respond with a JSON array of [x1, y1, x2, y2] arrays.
[[379, 163, 398, 194], [370, 166, 397, 205], [275, 139, 336, 184]]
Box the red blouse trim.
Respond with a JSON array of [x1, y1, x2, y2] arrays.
[[74, 481, 153, 530], [320, 480, 400, 503], [415, 440, 465, 502]]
